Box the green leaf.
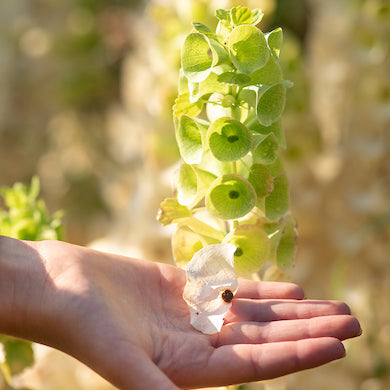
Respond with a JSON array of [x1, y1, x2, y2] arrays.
[[223, 224, 270, 276], [181, 32, 214, 83], [3, 338, 34, 375], [230, 6, 253, 26], [248, 164, 274, 198], [192, 22, 216, 39], [226, 6, 264, 27], [215, 9, 231, 23], [206, 174, 257, 220], [173, 93, 203, 118], [176, 115, 203, 164], [265, 27, 283, 58], [265, 173, 289, 221], [217, 72, 251, 85], [207, 117, 252, 162], [252, 133, 279, 165], [157, 198, 192, 226], [252, 9, 265, 25], [228, 25, 269, 74], [276, 214, 298, 272], [256, 82, 286, 126]]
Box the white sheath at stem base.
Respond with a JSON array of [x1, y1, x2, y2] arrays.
[[183, 243, 238, 334]]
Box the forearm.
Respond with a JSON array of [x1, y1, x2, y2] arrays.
[[0, 236, 50, 339]]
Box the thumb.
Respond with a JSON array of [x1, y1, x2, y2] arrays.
[[130, 355, 182, 390], [105, 351, 181, 390]]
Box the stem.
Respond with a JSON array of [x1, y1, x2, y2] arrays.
[[231, 84, 238, 98], [239, 158, 251, 172], [191, 206, 206, 214], [232, 161, 237, 174], [243, 110, 258, 127]]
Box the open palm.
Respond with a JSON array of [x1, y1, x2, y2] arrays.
[[4, 238, 361, 390]]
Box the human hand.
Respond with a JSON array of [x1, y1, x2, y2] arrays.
[[0, 237, 361, 389]]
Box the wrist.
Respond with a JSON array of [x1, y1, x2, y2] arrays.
[[0, 237, 66, 346], [0, 237, 44, 336]]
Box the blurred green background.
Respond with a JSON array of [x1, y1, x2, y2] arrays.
[[0, 0, 389, 389]]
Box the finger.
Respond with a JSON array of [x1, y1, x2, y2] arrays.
[[236, 279, 304, 300], [225, 299, 351, 323], [217, 315, 361, 346], [188, 337, 345, 388]]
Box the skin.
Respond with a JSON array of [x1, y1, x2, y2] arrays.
[[0, 236, 361, 390]]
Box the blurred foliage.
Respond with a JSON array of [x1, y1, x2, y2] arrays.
[[0, 177, 63, 389], [0, 0, 144, 244], [0, 176, 63, 240]]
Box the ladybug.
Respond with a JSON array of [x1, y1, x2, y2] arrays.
[[221, 289, 234, 303]]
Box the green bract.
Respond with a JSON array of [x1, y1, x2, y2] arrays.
[[252, 133, 279, 165], [265, 173, 289, 221], [276, 214, 298, 272], [205, 174, 256, 220], [228, 25, 269, 74], [248, 164, 274, 198], [181, 33, 214, 83], [265, 27, 283, 58], [158, 6, 296, 278], [157, 198, 192, 226], [207, 117, 252, 162], [172, 226, 204, 268], [224, 224, 270, 276], [176, 164, 217, 207], [176, 115, 204, 164], [256, 82, 286, 126]]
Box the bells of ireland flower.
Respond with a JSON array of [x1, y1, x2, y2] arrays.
[[207, 117, 253, 162], [205, 174, 257, 220]]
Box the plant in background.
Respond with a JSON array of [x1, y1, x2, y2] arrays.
[[0, 177, 64, 389], [158, 5, 297, 334]]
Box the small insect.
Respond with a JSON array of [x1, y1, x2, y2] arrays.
[[221, 289, 234, 303]]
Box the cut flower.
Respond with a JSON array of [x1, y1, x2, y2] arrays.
[[183, 243, 238, 334]]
